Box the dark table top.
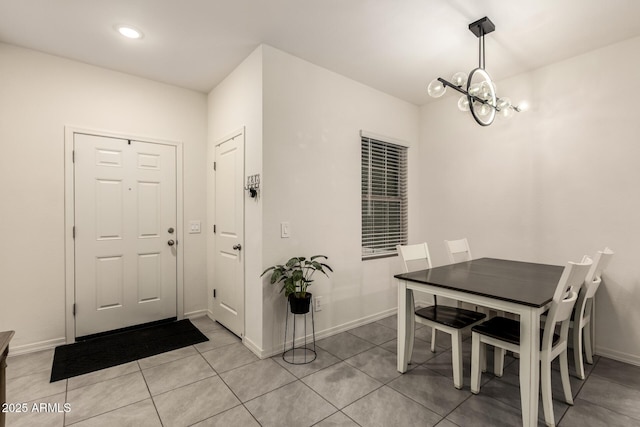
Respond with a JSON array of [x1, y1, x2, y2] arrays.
[[0, 331, 13, 357], [394, 257, 564, 308]]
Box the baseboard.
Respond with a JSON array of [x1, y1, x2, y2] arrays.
[[10, 308, 399, 360], [242, 336, 263, 358], [200, 310, 264, 358], [259, 307, 398, 359], [595, 346, 640, 367], [184, 309, 208, 319], [9, 337, 66, 357]]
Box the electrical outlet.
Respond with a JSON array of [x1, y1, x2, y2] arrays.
[[314, 296, 323, 312]]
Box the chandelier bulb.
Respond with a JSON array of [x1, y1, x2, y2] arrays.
[[476, 102, 492, 117], [497, 97, 512, 111], [468, 82, 482, 96], [427, 79, 446, 98], [479, 81, 495, 101], [451, 72, 468, 87], [515, 101, 530, 112], [457, 95, 470, 112], [501, 106, 515, 119]]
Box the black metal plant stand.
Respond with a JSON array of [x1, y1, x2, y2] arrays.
[[282, 298, 316, 364]]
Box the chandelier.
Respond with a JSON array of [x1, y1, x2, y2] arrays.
[[427, 17, 526, 126]]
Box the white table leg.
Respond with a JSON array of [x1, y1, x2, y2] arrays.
[[590, 297, 596, 360], [519, 308, 540, 427], [397, 280, 412, 373]]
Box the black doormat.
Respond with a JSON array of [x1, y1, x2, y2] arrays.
[[50, 319, 208, 382]]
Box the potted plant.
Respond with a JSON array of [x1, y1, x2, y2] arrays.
[[261, 255, 333, 314]]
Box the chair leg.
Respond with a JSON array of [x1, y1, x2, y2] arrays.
[[480, 338, 487, 373], [541, 358, 555, 427], [584, 321, 594, 365], [573, 324, 585, 380], [494, 347, 505, 377], [560, 349, 574, 405], [451, 331, 463, 390], [407, 320, 416, 365], [471, 333, 482, 394], [408, 292, 416, 364], [431, 328, 437, 353]]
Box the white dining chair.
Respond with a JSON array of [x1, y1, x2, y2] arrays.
[[444, 238, 472, 264], [470, 256, 592, 427], [397, 243, 487, 389], [572, 247, 614, 379]]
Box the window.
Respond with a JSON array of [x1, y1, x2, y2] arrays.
[[361, 134, 408, 259]]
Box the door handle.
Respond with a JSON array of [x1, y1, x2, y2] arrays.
[[233, 244, 242, 251], [168, 239, 175, 246]]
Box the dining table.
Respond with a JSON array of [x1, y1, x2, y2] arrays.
[[395, 257, 565, 427]]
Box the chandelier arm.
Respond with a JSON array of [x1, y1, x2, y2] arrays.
[[437, 78, 467, 95], [437, 77, 498, 110]]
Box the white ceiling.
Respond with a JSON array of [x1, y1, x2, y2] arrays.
[[2, 0, 640, 105]]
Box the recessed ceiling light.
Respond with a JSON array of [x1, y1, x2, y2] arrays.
[[115, 25, 143, 39]]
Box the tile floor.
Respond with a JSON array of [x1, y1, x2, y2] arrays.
[[5, 315, 640, 426]]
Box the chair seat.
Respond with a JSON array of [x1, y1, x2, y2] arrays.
[[472, 316, 560, 347], [416, 305, 486, 329]]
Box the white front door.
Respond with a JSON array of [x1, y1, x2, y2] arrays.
[[74, 133, 177, 337], [213, 131, 245, 337]]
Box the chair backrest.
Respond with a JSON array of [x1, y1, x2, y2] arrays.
[[444, 238, 472, 264], [575, 247, 614, 322], [541, 257, 593, 351], [397, 243, 432, 273]]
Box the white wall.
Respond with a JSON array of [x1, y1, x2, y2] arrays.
[[206, 45, 420, 356], [8, 31, 636, 365], [419, 36, 640, 364], [261, 45, 420, 355], [207, 46, 264, 351], [0, 43, 208, 352]]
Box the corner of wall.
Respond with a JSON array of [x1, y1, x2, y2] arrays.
[[207, 44, 265, 350]]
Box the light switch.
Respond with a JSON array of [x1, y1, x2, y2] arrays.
[[281, 222, 290, 238], [189, 220, 201, 234]]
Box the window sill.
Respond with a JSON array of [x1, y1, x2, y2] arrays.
[[362, 253, 398, 261]]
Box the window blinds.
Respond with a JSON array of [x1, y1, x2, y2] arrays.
[[361, 136, 408, 259]]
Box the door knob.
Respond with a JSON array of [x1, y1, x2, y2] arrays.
[[232, 244, 242, 250], [168, 239, 175, 246]]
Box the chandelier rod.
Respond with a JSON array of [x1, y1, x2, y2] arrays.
[[437, 77, 494, 108]]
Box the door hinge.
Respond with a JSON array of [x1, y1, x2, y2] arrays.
[[213, 224, 216, 233], [213, 289, 216, 298], [213, 162, 216, 171], [72, 226, 76, 238], [72, 150, 75, 163], [72, 303, 76, 316]]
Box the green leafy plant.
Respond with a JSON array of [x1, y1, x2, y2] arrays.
[[261, 255, 333, 298]]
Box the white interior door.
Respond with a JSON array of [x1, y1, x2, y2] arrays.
[[213, 132, 245, 337], [74, 133, 177, 337]]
